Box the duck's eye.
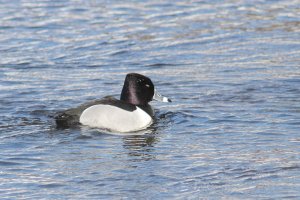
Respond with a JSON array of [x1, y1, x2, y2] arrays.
[[145, 84, 150, 88], [137, 79, 143, 84]]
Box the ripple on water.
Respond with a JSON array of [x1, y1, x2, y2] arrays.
[[1, 0, 300, 199]]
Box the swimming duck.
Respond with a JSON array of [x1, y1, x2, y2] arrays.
[[55, 73, 171, 132]]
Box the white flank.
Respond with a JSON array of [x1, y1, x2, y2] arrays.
[[79, 105, 153, 132]]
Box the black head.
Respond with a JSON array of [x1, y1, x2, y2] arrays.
[[120, 73, 154, 105]]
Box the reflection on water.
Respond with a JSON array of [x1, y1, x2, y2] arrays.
[[123, 135, 157, 161], [1, 0, 300, 199]]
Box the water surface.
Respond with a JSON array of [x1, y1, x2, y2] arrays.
[[1, 0, 300, 199]]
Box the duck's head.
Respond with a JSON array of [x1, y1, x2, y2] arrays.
[[120, 73, 171, 106]]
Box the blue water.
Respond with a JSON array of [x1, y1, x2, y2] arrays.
[[1, 0, 300, 199]]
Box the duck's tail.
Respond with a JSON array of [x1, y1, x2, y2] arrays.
[[54, 111, 80, 128]]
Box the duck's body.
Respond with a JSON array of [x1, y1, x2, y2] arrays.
[[79, 100, 153, 132], [55, 73, 171, 132]]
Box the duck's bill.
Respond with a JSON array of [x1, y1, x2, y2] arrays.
[[153, 89, 172, 102]]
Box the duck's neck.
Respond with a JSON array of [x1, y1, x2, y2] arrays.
[[120, 83, 148, 105]]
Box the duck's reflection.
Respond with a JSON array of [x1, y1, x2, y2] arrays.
[[121, 111, 174, 161], [122, 132, 158, 161]]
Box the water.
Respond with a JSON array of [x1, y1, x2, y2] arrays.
[[1, 0, 300, 199]]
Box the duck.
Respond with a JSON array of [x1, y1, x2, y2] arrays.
[[55, 73, 171, 132]]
